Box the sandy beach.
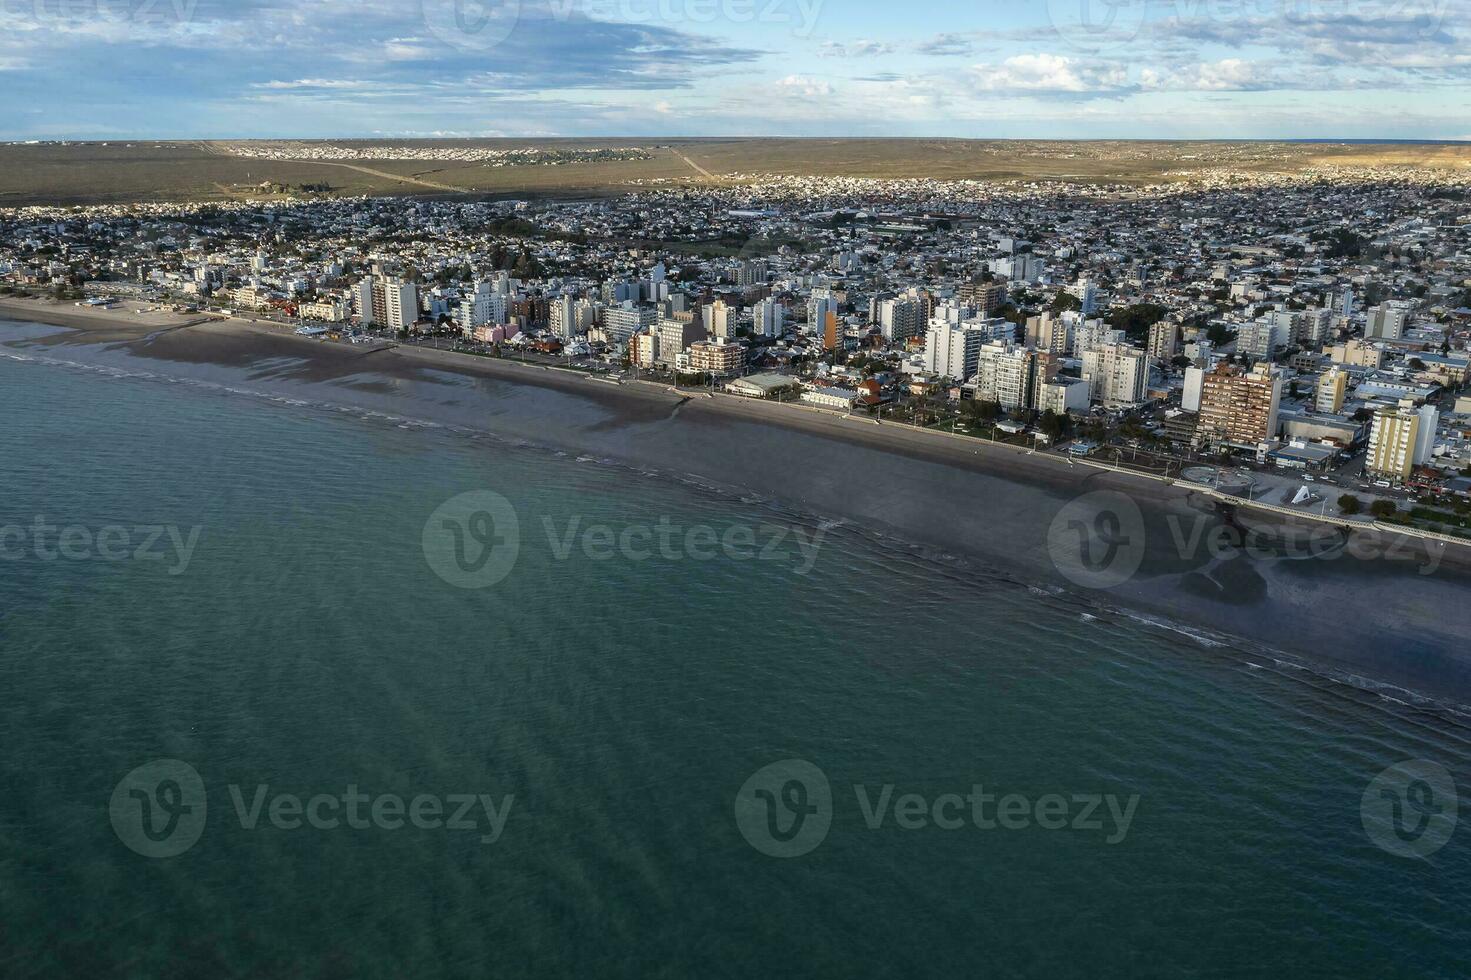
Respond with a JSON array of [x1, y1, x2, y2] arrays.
[[5, 296, 1471, 703]]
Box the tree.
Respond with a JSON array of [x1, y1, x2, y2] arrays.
[[1038, 409, 1072, 442], [1369, 499, 1398, 519], [1049, 291, 1081, 314], [1337, 494, 1362, 515], [1320, 228, 1365, 260], [962, 399, 1001, 423], [1107, 303, 1169, 341]]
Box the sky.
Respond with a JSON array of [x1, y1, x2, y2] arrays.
[[0, 0, 1468, 140]]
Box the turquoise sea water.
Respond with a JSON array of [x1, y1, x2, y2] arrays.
[[1, 343, 1469, 977]]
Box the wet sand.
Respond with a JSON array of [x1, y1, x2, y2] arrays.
[[6, 302, 1471, 705]]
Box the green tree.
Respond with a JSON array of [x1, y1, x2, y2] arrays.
[[1337, 494, 1362, 515], [1049, 291, 1081, 314], [1038, 409, 1072, 442], [962, 399, 1001, 423], [1369, 499, 1398, 519], [1107, 303, 1169, 341]]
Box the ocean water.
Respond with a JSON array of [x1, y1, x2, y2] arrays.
[[1, 335, 1470, 977]]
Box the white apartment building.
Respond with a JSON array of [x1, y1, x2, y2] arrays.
[[1366, 302, 1411, 341], [457, 280, 505, 331], [1237, 318, 1289, 359], [1025, 311, 1074, 355], [925, 323, 986, 381], [704, 299, 734, 340], [1070, 317, 1120, 356], [1037, 377, 1090, 416], [1147, 319, 1178, 361], [971, 341, 1049, 411], [751, 297, 784, 338], [878, 296, 924, 343], [1080, 342, 1148, 408], [603, 301, 657, 345], [807, 288, 838, 336], [383, 279, 418, 332], [1066, 279, 1099, 315]]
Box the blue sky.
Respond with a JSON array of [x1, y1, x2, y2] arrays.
[[0, 0, 1467, 139]]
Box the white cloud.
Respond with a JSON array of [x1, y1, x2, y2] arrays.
[[972, 54, 1131, 94], [818, 39, 895, 58], [252, 79, 377, 90], [776, 74, 833, 98], [1141, 59, 1273, 92]]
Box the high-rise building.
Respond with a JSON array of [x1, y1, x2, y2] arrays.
[[988, 254, 1044, 283], [1315, 368, 1347, 414], [1036, 377, 1090, 416], [704, 298, 734, 340], [1366, 303, 1410, 341], [1298, 307, 1333, 348], [924, 322, 992, 381], [456, 279, 504, 332], [550, 294, 576, 339], [654, 317, 704, 368], [382, 279, 418, 331], [1237, 318, 1289, 359], [971, 341, 1057, 411], [1147, 319, 1178, 362], [878, 296, 924, 343], [1328, 338, 1383, 369], [957, 279, 1006, 315], [1066, 279, 1099, 315], [354, 278, 376, 326], [808, 288, 838, 337], [1071, 317, 1120, 356], [751, 297, 784, 338], [628, 329, 659, 368], [1196, 362, 1283, 450], [822, 310, 841, 351], [1367, 399, 1439, 482], [603, 301, 656, 345], [1025, 311, 1073, 355], [1080, 343, 1148, 408], [1182, 365, 1204, 412], [735, 259, 766, 287]]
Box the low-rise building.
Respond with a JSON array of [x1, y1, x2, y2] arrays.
[[687, 337, 745, 377]]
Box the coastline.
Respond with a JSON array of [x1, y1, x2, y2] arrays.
[[5, 296, 1471, 705]]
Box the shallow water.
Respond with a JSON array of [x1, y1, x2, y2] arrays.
[[1, 325, 1469, 977]]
